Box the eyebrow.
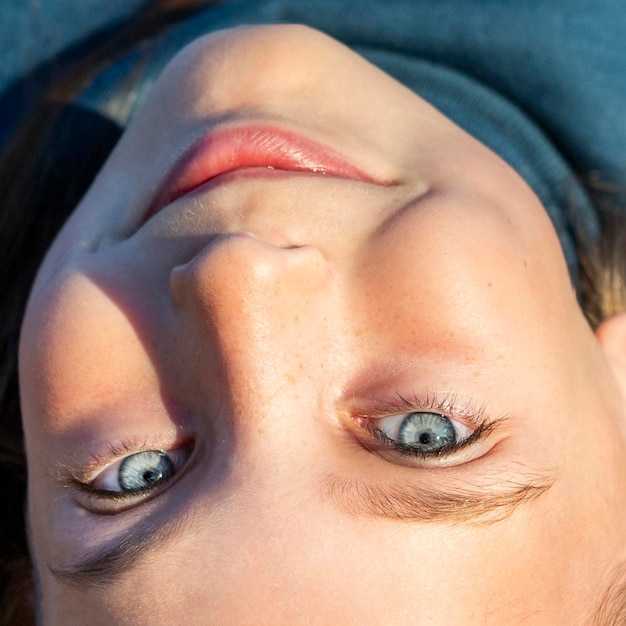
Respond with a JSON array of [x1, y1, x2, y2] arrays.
[[323, 471, 554, 524], [51, 469, 553, 589], [50, 507, 195, 589]]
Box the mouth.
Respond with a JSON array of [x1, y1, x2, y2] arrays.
[[145, 123, 386, 221]]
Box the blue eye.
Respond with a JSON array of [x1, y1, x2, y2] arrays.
[[118, 451, 174, 491], [376, 412, 472, 455], [92, 448, 189, 494]]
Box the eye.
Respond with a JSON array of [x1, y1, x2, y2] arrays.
[[375, 411, 473, 455], [92, 448, 189, 494]]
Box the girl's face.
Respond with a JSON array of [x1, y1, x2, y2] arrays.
[[19, 25, 626, 624]]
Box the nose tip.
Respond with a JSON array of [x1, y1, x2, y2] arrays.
[[170, 231, 329, 315]]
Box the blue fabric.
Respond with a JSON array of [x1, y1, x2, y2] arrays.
[[0, 0, 145, 147], [0, 0, 144, 93], [78, 0, 626, 274]]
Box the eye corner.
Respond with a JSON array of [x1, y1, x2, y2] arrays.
[[68, 438, 195, 514], [349, 393, 503, 468]]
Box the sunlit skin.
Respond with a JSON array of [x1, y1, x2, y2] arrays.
[[18, 25, 626, 624]]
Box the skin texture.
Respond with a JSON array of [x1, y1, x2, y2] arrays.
[[18, 25, 626, 625]]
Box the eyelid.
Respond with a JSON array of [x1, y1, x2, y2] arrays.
[[351, 390, 505, 465], [58, 434, 193, 485], [62, 440, 194, 514], [353, 390, 489, 427]]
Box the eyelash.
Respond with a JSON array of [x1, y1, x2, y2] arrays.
[[67, 437, 192, 504], [356, 390, 500, 462]]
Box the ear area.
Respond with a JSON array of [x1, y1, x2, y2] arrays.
[[595, 313, 626, 398]]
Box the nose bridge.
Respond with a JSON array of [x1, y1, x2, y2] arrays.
[[170, 233, 334, 400]]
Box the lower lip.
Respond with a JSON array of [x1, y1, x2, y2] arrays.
[[148, 124, 382, 217]]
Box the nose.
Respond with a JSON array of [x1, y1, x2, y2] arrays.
[[169, 232, 334, 402]]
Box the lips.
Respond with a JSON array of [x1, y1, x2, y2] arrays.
[[146, 124, 383, 220]]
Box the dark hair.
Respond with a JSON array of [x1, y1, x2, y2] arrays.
[[0, 2, 624, 623], [0, 2, 222, 622]]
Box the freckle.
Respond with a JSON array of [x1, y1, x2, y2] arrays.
[[299, 363, 304, 370], [487, 282, 492, 288], [473, 370, 481, 377], [354, 328, 364, 337], [294, 315, 299, 322], [258, 428, 265, 436], [523, 260, 528, 268], [301, 440, 307, 447]]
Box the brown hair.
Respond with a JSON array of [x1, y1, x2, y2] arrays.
[[593, 565, 626, 626], [0, 2, 624, 623], [579, 178, 626, 331]]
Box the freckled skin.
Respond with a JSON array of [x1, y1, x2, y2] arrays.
[[18, 25, 626, 625]]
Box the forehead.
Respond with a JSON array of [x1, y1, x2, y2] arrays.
[[44, 479, 618, 625]]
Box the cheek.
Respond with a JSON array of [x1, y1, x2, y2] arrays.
[[353, 215, 516, 345], [350, 189, 574, 351], [19, 271, 156, 431]]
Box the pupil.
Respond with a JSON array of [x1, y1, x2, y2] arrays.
[[419, 432, 431, 444], [143, 469, 161, 484]]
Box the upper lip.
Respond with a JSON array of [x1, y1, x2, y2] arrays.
[[145, 123, 387, 221]]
